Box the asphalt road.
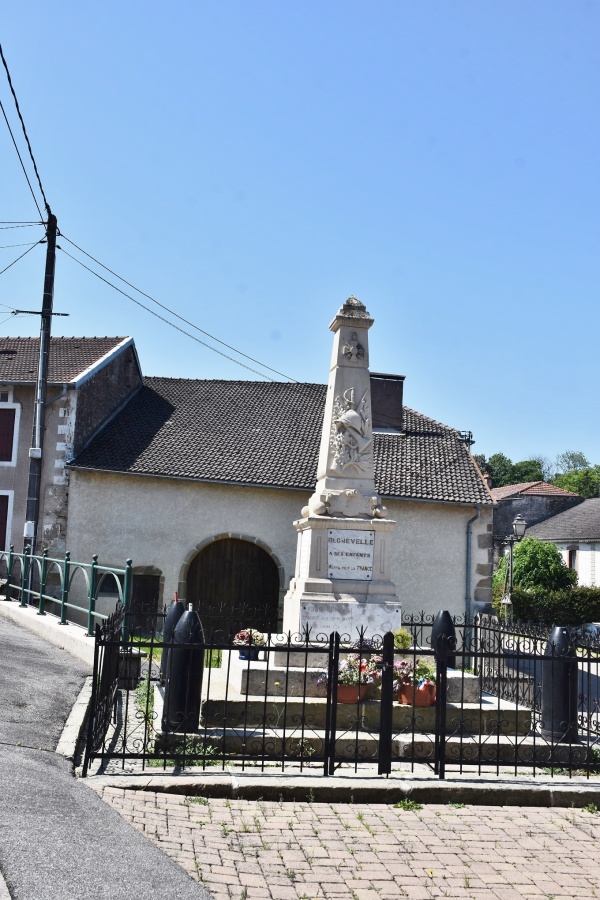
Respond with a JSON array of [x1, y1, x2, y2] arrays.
[[0, 615, 212, 900]]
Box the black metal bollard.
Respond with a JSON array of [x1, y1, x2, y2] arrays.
[[162, 605, 205, 733], [540, 626, 579, 744], [432, 610, 456, 669], [160, 598, 185, 685]]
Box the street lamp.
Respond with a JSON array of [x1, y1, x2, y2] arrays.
[[501, 514, 527, 622]]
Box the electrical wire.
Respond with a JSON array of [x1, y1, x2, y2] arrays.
[[0, 314, 17, 326], [0, 97, 42, 219], [59, 246, 285, 382], [0, 221, 40, 226], [59, 234, 295, 382], [0, 240, 42, 249], [0, 241, 40, 276], [0, 44, 50, 216]]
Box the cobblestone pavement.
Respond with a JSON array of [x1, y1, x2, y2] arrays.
[[95, 786, 600, 899]]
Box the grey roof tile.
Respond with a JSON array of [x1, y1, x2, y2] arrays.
[[70, 377, 492, 505], [0, 337, 127, 383], [526, 499, 600, 542]]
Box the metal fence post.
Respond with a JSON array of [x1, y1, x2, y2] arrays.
[[60, 551, 70, 624], [37, 549, 48, 615], [87, 554, 98, 636], [434, 631, 449, 779], [20, 546, 30, 607], [324, 631, 340, 776], [7, 544, 14, 588], [378, 630, 395, 775], [121, 558, 133, 643]]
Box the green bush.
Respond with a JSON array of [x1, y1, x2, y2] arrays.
[[497, 586, 600, 626], [493, 537, 577, 598], [393, 627, 412, 650]]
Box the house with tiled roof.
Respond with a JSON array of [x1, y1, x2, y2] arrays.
[[64, 359, 494, 625], [526, 499, 600, 587], [490, 481, 583, 556], [0, 336, 142, 554]]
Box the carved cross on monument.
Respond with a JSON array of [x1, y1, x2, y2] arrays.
[[283, 297, 401, 639]]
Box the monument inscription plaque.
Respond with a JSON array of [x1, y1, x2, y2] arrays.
[[327, 529, 374, 580]]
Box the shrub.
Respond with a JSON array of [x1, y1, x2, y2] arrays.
[[493, 537, 577, 599], [393, 627, 412, 651], [499, 586, 600, 626]]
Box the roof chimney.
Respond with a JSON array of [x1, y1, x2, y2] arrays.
[[370, 372, 404, 432]]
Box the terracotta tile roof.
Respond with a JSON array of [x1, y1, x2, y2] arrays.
[[0, 337, 128, 384], [526, 499, 600, 542], [491, 481, 581, 501], [70, 377, 492, 505]]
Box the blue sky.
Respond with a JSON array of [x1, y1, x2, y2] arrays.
[[1, 2, 598, 469]]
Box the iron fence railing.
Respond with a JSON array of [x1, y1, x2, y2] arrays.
[[82, 612, 600, 780], [0, 545, 132, 636]]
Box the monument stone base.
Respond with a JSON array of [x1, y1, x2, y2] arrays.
[[282, 514, 401, 639]]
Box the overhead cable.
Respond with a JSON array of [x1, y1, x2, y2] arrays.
[[59, 234, 295, 383], [0, 44, 50, 216], [59, 246, 284, 382], [0, 97, 43, 219], [0, 241, 41, 276]]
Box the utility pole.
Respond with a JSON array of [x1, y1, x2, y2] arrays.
[[24, 210, 57, 555]]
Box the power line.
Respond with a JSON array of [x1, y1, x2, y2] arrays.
[[0, 44, 50, 216], [59, 246, 287, 382], [59, 234, 296, 383], [0, 221, 40, 226], [0, 96, 43, 219], [0, 240, 42, 249], [0, 241, 41, 276]]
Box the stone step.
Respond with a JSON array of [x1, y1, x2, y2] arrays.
[[157, 727, 587, 766], [230, 660, 480, 703], [199, 692, 531, 735]]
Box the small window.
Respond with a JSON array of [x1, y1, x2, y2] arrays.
[[568, 549, 577, 570], [0, 409, 16, 462], [0, 392, 8, 403]]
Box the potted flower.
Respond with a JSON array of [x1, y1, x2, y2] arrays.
[[394, 658, 436, 707], [233, 628, 266, 661], [316, 654, 381, 704]]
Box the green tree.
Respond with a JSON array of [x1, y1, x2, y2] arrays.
[[511, 459, 544, 483], [554, 466, 600, 499], [555, 450, 590, 474], [493, 537, 577, 596], [487, 453, 513, 487]]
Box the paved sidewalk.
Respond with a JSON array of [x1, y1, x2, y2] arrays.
[[0, 614, 211, 900], [94, 785, 600, 900]]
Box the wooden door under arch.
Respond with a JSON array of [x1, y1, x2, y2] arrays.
[[186, 538, 280, 639]]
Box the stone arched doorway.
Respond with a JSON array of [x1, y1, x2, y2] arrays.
[[186, 538, 281, 639]]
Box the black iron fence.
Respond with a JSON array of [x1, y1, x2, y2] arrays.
[[82, 610, 600, 779]]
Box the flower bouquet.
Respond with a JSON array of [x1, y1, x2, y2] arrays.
[[393, 658, 436, 707], [233, 628, 266, 660], [317, 654, 381, 703]]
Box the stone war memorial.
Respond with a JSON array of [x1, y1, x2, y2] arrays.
[[76, 298, 593, 779], [283, 295, 401, 640]]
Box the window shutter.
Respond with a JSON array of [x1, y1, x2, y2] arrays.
[[0, 495, 8, 550], [0, 409, 16, 462]]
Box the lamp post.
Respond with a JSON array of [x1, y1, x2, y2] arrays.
[[501, 514, 527, 622]]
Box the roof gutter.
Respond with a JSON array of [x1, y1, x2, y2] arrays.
[[465, 505, 481, 652]]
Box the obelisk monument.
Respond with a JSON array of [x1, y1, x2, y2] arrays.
[[283, 297, 401, 638]]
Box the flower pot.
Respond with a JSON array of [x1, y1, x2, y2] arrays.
[[238, 648, 260, 661], [398, 682, 436, 707], [336, 684, 368, 704]]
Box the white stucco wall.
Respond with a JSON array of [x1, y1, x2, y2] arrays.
[[559, 544, 598, 587], [66, 469, 492, 621]]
